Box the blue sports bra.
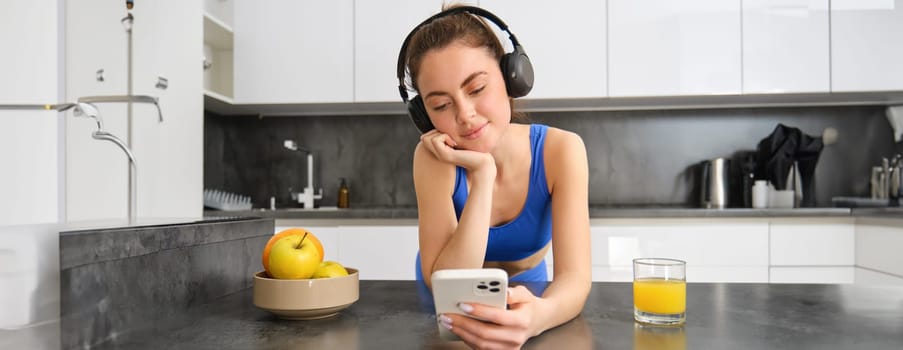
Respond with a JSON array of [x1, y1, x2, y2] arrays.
[[451, 124, 553, 262], [415, 124, 553, 284]]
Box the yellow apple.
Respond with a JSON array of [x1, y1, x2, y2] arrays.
[[312, 261, 349, 279], [267, 233, 322, 279]]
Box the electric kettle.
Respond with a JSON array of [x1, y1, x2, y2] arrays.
[[700, 158, 730, 209]]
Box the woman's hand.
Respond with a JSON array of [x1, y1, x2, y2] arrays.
[[439, 285, 541, 350], [419, 130, 495, 178]]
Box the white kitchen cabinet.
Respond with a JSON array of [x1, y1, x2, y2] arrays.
[[831, 0, 903, 91], [131, 0, 204, 219], [66, 0, 131, 221], [204, 0, 233, 28], [480, 0, 607, 99], [771, 266, 903, 286], [855, 218, 903, 278], [234, 0, 353, 104], [590, 219, 771, 282], [608, 0, 742, 97], [769, 218, 854, 266], [769, 267, 855, 284], [337, 225, 420, 280], [66, 0, 203, 221], [852, 267, 903, 286], [592, 265, 769, 283], [0, 0, 61, 226], [354, 1, 474, 102], [742, 0, 829, 93]]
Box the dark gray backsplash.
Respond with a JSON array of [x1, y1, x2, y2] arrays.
[[205, 105, 895, 209]]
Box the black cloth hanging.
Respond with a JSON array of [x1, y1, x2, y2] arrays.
[[755, 124, 824, 207]]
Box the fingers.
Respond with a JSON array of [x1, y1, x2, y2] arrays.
[[444, 313, 525, 350], [419, 130, 457, 162], [458, 301, 529, 331]]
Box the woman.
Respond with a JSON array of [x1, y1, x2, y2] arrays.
[[403, 5, 591, 349]]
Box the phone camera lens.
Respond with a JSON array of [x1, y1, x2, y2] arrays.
[[477, 284, 488, 289], [489, 288, 500, 293], [489, 281, 500, 286]]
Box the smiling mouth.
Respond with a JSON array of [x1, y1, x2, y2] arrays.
[[462, 123, 487, 140]]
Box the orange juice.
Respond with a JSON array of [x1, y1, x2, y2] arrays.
[[633, 278, 686, 314]]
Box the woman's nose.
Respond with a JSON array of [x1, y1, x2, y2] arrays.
[[455, 99, 476, 124]]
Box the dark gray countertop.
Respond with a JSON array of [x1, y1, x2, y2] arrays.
[[205, 206, 903, 220], [82, 281, 903, 349]]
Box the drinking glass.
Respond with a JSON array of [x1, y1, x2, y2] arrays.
[[633, 258, 686, 326]]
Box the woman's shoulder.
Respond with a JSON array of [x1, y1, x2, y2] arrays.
[[539, 125, 588, 183], [537, 125, 585, 153]]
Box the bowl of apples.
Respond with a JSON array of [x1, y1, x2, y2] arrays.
[[253, 228, 359, 320]]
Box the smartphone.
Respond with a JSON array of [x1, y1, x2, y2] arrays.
[[431, 268, 508, 341]]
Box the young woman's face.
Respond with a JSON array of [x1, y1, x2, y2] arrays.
[[416, 41, 511, 153]]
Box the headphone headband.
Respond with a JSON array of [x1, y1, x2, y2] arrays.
[[396, 6, 523, 102]]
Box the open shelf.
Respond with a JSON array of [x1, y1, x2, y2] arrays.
[[203, 12, 233, 49], [203, 11, 234, 109]]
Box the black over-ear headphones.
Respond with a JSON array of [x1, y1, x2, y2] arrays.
[[396, 6, 534, 134]]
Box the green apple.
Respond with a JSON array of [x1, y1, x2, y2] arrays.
[[268, 233, 322, 279], [312, 261, 349, 278]]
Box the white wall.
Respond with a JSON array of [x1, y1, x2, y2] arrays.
[[0, 0, 61, 226]]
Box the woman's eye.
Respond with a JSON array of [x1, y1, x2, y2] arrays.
[[432, 103, 449, 111], [469, 86, 485, 95]]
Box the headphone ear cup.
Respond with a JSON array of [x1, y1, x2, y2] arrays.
[[500, 47, 534, 98], [407, 95, 435, 134]]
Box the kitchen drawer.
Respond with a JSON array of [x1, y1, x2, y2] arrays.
[[769, 218, 855, 266], [591, 266, 768, 283], [590, 219, 769, 267], [336, 225, 419, 280], [769, 267, 855, 284], [856, 219, 903, 277]]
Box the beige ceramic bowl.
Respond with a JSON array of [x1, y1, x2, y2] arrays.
[[253, 268, 359, 320]]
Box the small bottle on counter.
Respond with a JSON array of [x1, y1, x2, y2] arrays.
[[337, 178, 350, 209], [752, 180, 768, 209]]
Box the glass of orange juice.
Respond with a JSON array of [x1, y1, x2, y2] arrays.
[[633, 258, 686, 326]]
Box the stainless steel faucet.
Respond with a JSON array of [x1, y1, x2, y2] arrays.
[[284, 140, 323, 209], [72, 102, 140, 223]]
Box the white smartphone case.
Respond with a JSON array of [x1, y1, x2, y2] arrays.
[[431, 268, 508, 341]]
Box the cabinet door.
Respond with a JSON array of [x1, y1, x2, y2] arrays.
[[66, 0, 202, 221], [480, 0, 607, 99], [768, 219, 854, 266], [856, 220, 903, 277], [132, 0, 203, 219], [769, 267, 855, 284], [831, 0, 903, 91], [234, 0, 353, 103], [742, 0, 829, 93], [66, 0, 130, 221], [354, 1, 470, 102], [0, 0, 60, 225], [337, 225, 420, 280], [590, 219, 769, 283], [609, 0, 741, 97]]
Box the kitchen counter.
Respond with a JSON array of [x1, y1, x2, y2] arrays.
[[205, 206, 903, 220], [19, 280, 896, 349]]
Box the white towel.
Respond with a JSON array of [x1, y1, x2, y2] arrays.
[[887, 105, 903, 142]]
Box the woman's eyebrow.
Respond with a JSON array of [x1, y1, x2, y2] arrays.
[[423, 71, 487, 100]]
